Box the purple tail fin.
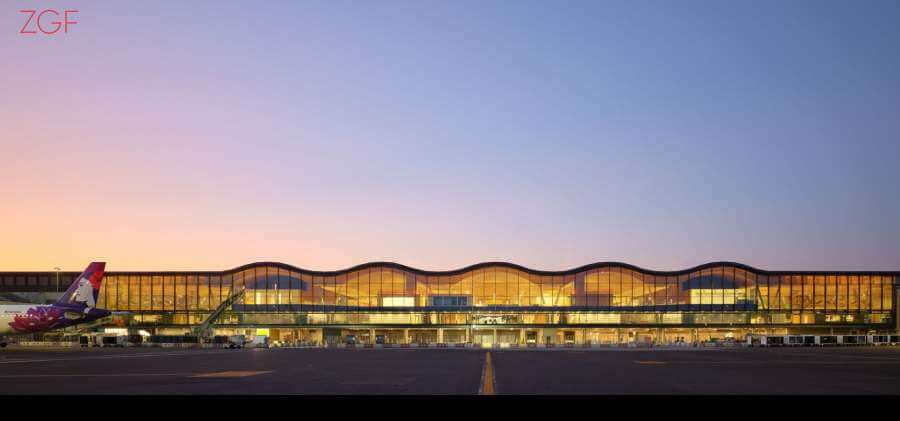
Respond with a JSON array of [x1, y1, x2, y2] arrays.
[[56, 262, 106, 308]]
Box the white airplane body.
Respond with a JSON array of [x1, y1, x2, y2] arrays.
[[0, 262, 109, 346]]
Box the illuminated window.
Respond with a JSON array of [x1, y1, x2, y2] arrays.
[[382, 296, 415, 307]]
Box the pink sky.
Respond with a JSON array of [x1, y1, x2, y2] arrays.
[[2, 1, 899, 272]]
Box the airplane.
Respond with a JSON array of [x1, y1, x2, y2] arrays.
[[0, 262, 110, 347]]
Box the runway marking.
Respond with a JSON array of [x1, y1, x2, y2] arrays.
[[479, 351, 495, 395], [190, 370, 272, 378], [795, 354, 900, 362], [634, 360, 667, 365], [639, 360, 900, 365], [0, 373, 188, 378], [0, 350, 232, 365]]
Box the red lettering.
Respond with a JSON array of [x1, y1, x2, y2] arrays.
[[19, 10, 36, 34], [19, 9, 80, 36], [37, 9, 61, 34], [64, 10, 78, 33]]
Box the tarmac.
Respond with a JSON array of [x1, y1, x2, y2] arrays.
[[2, 346, 900, 395]]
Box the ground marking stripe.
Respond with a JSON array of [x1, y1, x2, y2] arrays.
[[0, 370, 274, 378], [190, 370, 272, 378], [663, 360, 900, 365], [0, 349, 232, 365], [0, 373, 189, 378], [479, 351, 495, 395]]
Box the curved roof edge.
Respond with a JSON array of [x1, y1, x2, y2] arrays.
[[6, 261, 898, 276], [202, 261, 898, 277]]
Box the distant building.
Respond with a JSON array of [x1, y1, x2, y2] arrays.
[[2, 262, 897, 346]]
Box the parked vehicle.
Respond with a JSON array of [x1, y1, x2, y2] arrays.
[[786, 335, 804, 346], [872, 335, 891, 345], [760, 336, 784, 346], [819, 335, 838, 346], [227, 334, 246, 349], [248, 335, 269, 348], [758, 334, 892, 347], [99, 334, 127, 348], [79, 334, 97, 347], [840, 335, 868, 346]]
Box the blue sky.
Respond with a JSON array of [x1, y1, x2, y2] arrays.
[[2, 0, 899, 270]]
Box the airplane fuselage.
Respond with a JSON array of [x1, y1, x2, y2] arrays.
[[0, 303, 110, 336], [0, 305, 33, 335], [1, 262, 109, 344]]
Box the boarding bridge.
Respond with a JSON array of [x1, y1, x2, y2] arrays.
[[192, 287, 246, 341]]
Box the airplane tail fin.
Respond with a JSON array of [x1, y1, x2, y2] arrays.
[[55, 262, 106, 309]]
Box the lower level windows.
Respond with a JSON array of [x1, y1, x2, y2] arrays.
[[431, 295, 469, 306]]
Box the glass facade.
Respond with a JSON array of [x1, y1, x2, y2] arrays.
[[2, 262, 897, 345]]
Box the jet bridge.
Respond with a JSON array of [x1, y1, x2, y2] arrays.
[[192, 287, 246, 341]]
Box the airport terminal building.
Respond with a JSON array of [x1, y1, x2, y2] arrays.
[[2, 262, 898, 346]]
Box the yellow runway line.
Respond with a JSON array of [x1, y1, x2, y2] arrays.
[[480, 352, 495, 395]]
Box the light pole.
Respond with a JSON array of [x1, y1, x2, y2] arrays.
[[54, 267, 61, 293]]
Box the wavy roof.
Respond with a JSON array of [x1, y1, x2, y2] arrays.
[[94, 261, 900, 277]]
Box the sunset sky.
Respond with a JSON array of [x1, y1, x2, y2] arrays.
[[2, 0, 899, 272]]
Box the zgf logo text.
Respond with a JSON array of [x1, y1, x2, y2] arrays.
[[19, 9, 79, 35]]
